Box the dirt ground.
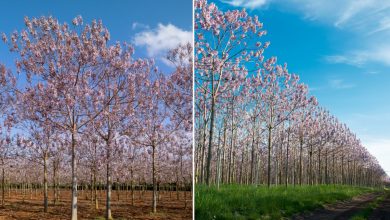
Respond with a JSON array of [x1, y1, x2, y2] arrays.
[[293, 192, 389, 220], [0, 189, 192, 220], [369, 192, 390, 220]]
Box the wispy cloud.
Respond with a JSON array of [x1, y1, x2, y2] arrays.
[[221, 0, 268, 9], [221, 0, 390, 31], [351, 113, 390, 121], [279, 0, 390, 32], [324, 55, 365, 67], [221, 0, 390, 67], [328, 79, 355, 89], [324, 45, 390, 67], [308, 86, 322, 92], [333, 0, 375, 28], [366, 71, 379, 75], [131, 22, 149, 30], [369, 17, 390, 34], [133, 23, 192, 65]]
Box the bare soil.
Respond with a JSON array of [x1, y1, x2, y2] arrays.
[[292, 193, 381, 220], [0, 189, 192, 220], [368, 192, 390, 220]]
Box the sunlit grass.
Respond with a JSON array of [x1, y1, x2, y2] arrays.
[[195, 184, 377, 220]]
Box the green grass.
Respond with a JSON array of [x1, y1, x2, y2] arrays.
[[195, 184, 377, 220]]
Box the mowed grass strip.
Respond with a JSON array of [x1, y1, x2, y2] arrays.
[[195, 184, 376, 220]]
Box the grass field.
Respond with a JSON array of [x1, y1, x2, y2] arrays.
[[195, 184, 378, 220]]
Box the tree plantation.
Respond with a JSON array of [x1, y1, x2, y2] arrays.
[[194, 0, 387, 189], [0, 16, 192, 219], [194, 1, 389, 218]]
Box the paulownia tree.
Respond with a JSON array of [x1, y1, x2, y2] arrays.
[[16, 121, 57, 212], [195, 0, 268, 185], [3, 16, 142, 219]]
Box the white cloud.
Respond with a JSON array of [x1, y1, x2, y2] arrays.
[[328, 79, 355, 89], [133, 23, 192, 58], [221, 0, 268, 9], [361, 137, 390, 177], [340, 113, 390, 177]]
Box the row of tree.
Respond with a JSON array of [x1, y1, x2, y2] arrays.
[[0, 16, 192, 219], [194, 0, 387, 188]]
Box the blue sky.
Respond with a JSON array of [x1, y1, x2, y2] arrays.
[[217, 0, 390, 176], [0, 0, 192, 72]]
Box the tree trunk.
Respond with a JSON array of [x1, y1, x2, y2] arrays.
[[53, 161, 57, 205], [341, 155, 344, 185], [318, 148, 321, 184], [285, 131, 290, 187], [216, 139, 222, 190], [239, 147, 244, 184], [325, 150, 328, 184], [267, 126, 272, 187], [71, 129, 78, 220], [152, 145, 157, 213], [44, 154, 48, 213], [1, 161, 4, 207], [93, 143, 99, 210], [299, 136, 303, 185], [199, 125, 207, 183], [90, 172, 93, 204], [332, 152, 335, 184], [250, 117, 256, 184], [116, 181, 120, 201], [205, 92, 216, 186], [106, 139, 112, 220], [309, 145, 313, 185], [131, 168, 134, 206]]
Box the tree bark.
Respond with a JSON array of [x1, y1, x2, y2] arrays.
[[299, 136, 303, 185], [53, 161, 58, 205], [1, 160, 4, 207], [309, 145, 313, 185], [285, 130, 290, 187], [267, 126, 272, 187], [152, 145, 157, 213], [318, 148, 321, 184], [71, 128, 78, 220], [106, 139, 112, 220], [44, 154, 48, 212], [250, 117, 256, 184], [205, 87, 216, 186]]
